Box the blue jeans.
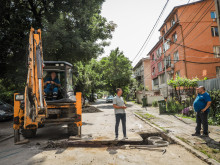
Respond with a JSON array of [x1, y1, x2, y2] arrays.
[[44, 84, 58, 94], [115, 113, 126, 138]]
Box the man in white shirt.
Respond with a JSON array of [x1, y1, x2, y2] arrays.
[[113, 88, 128, 140]]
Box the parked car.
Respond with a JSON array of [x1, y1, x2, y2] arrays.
[[106, 95, 114, 103], [0, 100, 13, 121]]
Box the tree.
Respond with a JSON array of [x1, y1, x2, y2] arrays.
[[167, 76, 199, 103], [0, 0, 116, 103], [100, 48, 133, 97], [74, 59, 103, 101]]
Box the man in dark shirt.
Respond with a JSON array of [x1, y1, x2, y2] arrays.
[[193, 86, 211, 137], [44, 72, 61, 99]]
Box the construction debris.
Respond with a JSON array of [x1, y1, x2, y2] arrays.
[[15, 139, 29, 145], [82, 106, 102, 113]]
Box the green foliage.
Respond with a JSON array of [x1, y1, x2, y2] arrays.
[[74, 48, 133, 101], [166, 99, 184, 113], [167, 76, 199, 88], [74, 59, 103, 101], [138, 84, 144, 91], [99, 48, 132, 98], [0, 0, 116, 103], [208, 90, 220, 125], [167, 76, 199, 104], [152, 100, 158, 107]]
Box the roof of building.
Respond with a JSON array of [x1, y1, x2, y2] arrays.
[[158, 0, 204, 31], [44, 61, 73, 67], [133, 57, 150, 71], [148, 0, 205, 55]]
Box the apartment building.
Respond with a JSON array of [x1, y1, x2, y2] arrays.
[[133, 57, 152, 91], [148, 0, 220, 95]]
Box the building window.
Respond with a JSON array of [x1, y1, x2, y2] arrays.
[[176, 70, 180, 77], [165, 55, 171, 68], [152, 67, 155, 75], [152, 54, 155, 61], [211, 27, 219, 37], [213, 46, 220, 58], [158, 62, 162, 72], [153, 78, 159, 86], [162, 29, 165, 36], [211, 11, 216, 19], [156, 47, 162, 58], [171, 18, 175, 27], [217, 67, 220, 78], [174, 51, 179, 63], [163, 41, 170, 52], [160, 73, 165, 84], [172, 33, 177, 42]]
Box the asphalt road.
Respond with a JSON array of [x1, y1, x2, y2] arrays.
[[0, 99, 207, 165]]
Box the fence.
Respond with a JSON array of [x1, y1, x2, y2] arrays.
[[198, 77, 220, 91], [136, 91, 163, 105]]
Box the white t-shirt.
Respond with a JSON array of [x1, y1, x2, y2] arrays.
[[113, 95, 125, 114]]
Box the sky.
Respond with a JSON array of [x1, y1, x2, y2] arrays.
[[101, 0, 200, 66]]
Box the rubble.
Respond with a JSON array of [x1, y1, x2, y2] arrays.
[[82, 106, 102, 113]]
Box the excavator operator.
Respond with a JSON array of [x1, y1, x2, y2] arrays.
[[44, 72, 61, 100]]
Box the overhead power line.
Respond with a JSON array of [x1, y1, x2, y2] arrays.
[[165, 39, 217, 55], [132, 0, 170, 63], [165, 1, 215, 56]]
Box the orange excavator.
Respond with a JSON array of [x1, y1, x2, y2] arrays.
[[13, 28, 82, 143]]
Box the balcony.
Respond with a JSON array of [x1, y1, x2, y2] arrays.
[[152, 85, 159, 91]]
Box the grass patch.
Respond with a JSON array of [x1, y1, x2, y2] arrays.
[[176, 136, 190, 144], [142, 113, 156, 119], [135, 112, 169, 133], [135, 112, 156, 119], [199, 149, 211, 158], [154, 123, 169, 133], [176, 114, 196, 122], [176, 135, 220, 163], [195, 146, 220, 162], [212, 149, 220, 154]]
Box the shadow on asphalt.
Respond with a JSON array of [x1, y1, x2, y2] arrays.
[[199, 136, 220, 150]]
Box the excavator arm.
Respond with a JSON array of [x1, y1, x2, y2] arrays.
[[14, 28, 47, 142]]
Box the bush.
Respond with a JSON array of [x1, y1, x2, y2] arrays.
[[182, 106, 194, 116], [166, 99, 184, 113], [208, 113, 220, 126], [207, 90, 220, 125], [152, 100, 158, 107]]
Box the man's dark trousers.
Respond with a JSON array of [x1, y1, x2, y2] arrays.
[[115, 113, 126, 138], [196, 111, 208, 135]]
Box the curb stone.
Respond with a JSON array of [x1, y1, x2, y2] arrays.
[[133, 112, 220, 165]]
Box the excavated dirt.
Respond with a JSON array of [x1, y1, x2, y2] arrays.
[[82, 106, 102, 113]]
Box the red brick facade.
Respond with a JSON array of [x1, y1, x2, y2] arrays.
[[149, 0, 220, 91]]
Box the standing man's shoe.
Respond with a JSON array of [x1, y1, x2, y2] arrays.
[[114, 137, 118, 141], [200, 134, 209, 137], [122, 136, 128, 140], [192, 133, 200, 136]]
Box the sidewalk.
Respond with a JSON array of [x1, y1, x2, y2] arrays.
[[129, 102, 220, 163]]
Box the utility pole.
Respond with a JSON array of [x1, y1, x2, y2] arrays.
[[215, 0, 220, 41], [142, 59, 146, 97], [163, 36, 168, 98]]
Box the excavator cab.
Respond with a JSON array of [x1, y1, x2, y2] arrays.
[[43, 61, 75, 101], [13, 28, 82, 143]]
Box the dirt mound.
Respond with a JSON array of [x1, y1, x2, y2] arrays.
[[82, 106, 102, 113]]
